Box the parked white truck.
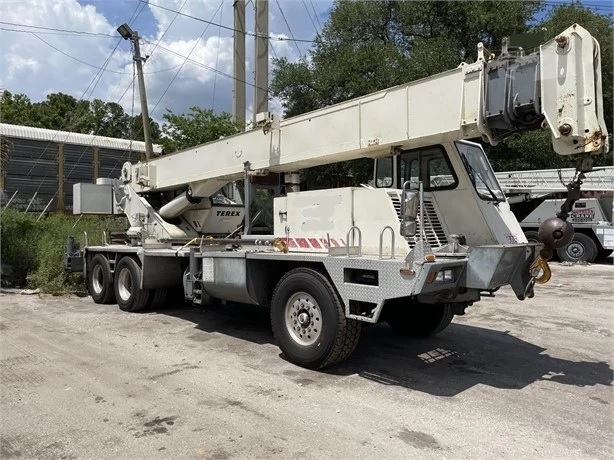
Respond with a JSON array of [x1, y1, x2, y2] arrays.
[[65, 25, 609, 369], [496, 167, 614, 263]]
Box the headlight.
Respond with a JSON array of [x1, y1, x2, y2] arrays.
[[435, 269, 454, 283]]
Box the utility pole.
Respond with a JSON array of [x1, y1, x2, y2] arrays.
[[254, 0, 269, 122], [233, 0, 246, 129], [117, 23, 154, 162]]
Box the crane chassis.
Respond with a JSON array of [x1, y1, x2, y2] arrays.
[[65, 25, 609, 369]]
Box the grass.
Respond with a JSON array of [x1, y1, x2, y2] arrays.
[[0, 208, 126, 292]]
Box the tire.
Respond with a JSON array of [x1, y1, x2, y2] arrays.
[[556, 233, 598, 263], [147, 288, 168, 310], [114, 257, 151, 312], [597, 249, 613, 261], [387, 301, 454, 338], [524, 230, 540, 244], [88, 254, 115, 304], [270, 268, 361, 369]]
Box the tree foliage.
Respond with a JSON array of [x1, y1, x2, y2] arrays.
[[0, 90, 161, 142], [272, 1, 612, 185], [160, 107, 240, 154]]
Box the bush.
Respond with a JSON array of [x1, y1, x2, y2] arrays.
[[0, 208, 126, 292], [0, 209, 38, 284]]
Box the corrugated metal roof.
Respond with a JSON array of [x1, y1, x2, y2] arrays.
[[0, 123, 162, 153]]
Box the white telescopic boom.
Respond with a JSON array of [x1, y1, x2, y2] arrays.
[[124, 24, 607, 198]]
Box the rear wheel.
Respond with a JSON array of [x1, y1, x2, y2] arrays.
[[114, 257, 151, 312], [270, 268, 361, 369], [88, 254, 115, 304], [597, 249, 613, 261], [386, 301, 454, 337], [556, 233, 598, 263], [147, 288, 168, 309]]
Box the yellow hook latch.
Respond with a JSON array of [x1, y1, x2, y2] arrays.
[[529, 255, 552, 284], [273, 238, 289, 253]]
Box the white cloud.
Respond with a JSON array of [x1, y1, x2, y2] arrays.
[[0, 0, 331, 126]]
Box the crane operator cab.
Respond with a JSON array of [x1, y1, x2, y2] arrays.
[[374, 141, 518, 247]]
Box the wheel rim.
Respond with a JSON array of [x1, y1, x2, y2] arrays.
[[284, 292, 322, 346], [117, 267, 133, 302], [91, 264, 104, 295], [566, 241, 585, 260]]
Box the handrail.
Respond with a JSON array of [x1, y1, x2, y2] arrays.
[[346, 226, 362, 257], [379, 226, 395, 259]]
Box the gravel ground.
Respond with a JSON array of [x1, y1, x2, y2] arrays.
[[1, 260, 612, 459]]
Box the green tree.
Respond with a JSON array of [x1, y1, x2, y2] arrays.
[[127, 114, 162, 144], [271, 0, 542, 187], [0, 91, 36, 125], [1, 91, 161, 146], [160, 107, 240, 153], [32, 93, 92, 132], [89, 99, 130, 138]]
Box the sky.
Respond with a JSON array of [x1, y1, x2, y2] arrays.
[[0, 0, 332, 124], [0, 0, 611, 127]]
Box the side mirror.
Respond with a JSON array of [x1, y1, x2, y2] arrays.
[[400, 182, 419, 237]]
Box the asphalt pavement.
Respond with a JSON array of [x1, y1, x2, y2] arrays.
[[1, 260, 612, 459]]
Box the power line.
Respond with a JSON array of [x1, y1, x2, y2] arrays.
[[0, 26, 116, 39], [302, 1, 321, 37], [276, 0, 303, 57], [143, 39, 270, 93], [212, 1, 224, 110], [540, 1, 613, 11], [309, 0, 323, 31], [140, 0, 317, 43], [140, 0, 189, 60], [0, 20, 117, 37], [26, 1, 146, 193], [126, 0, 222, 139], [0, 27, 182, 75]]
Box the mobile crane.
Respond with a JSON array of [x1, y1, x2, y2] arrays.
[[496, 167, 614, 263], [66, 24, 609, 369]]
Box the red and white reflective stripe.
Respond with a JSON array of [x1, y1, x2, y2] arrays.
[[307, 238, 322, 248], [276, 237, 346, 251]]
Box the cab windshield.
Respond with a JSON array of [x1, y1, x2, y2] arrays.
[[455, 142, 505, 202]]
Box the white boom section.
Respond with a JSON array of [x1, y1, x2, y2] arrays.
[[130, 60, 486, 195], [124, 24, 607, 198], [496, 166, 614, 194]]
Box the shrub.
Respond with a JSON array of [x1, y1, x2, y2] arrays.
[[0, 209, 38, 284], [0, 208, 126, 292]]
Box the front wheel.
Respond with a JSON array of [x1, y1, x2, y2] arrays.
[[556, 233, 598, 263], [270, 268, 361, 369], [386, 301, 454, 338], [114, 257, 151, 312]]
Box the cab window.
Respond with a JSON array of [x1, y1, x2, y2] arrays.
[[375, 156, 393, 187], [399, 145, 457, 190]]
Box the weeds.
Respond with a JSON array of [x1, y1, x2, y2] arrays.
[[0, 208, 126, 292]]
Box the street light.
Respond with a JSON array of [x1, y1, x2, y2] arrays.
[[117, 23, 135, 40], [116, 23, 153, 161]]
